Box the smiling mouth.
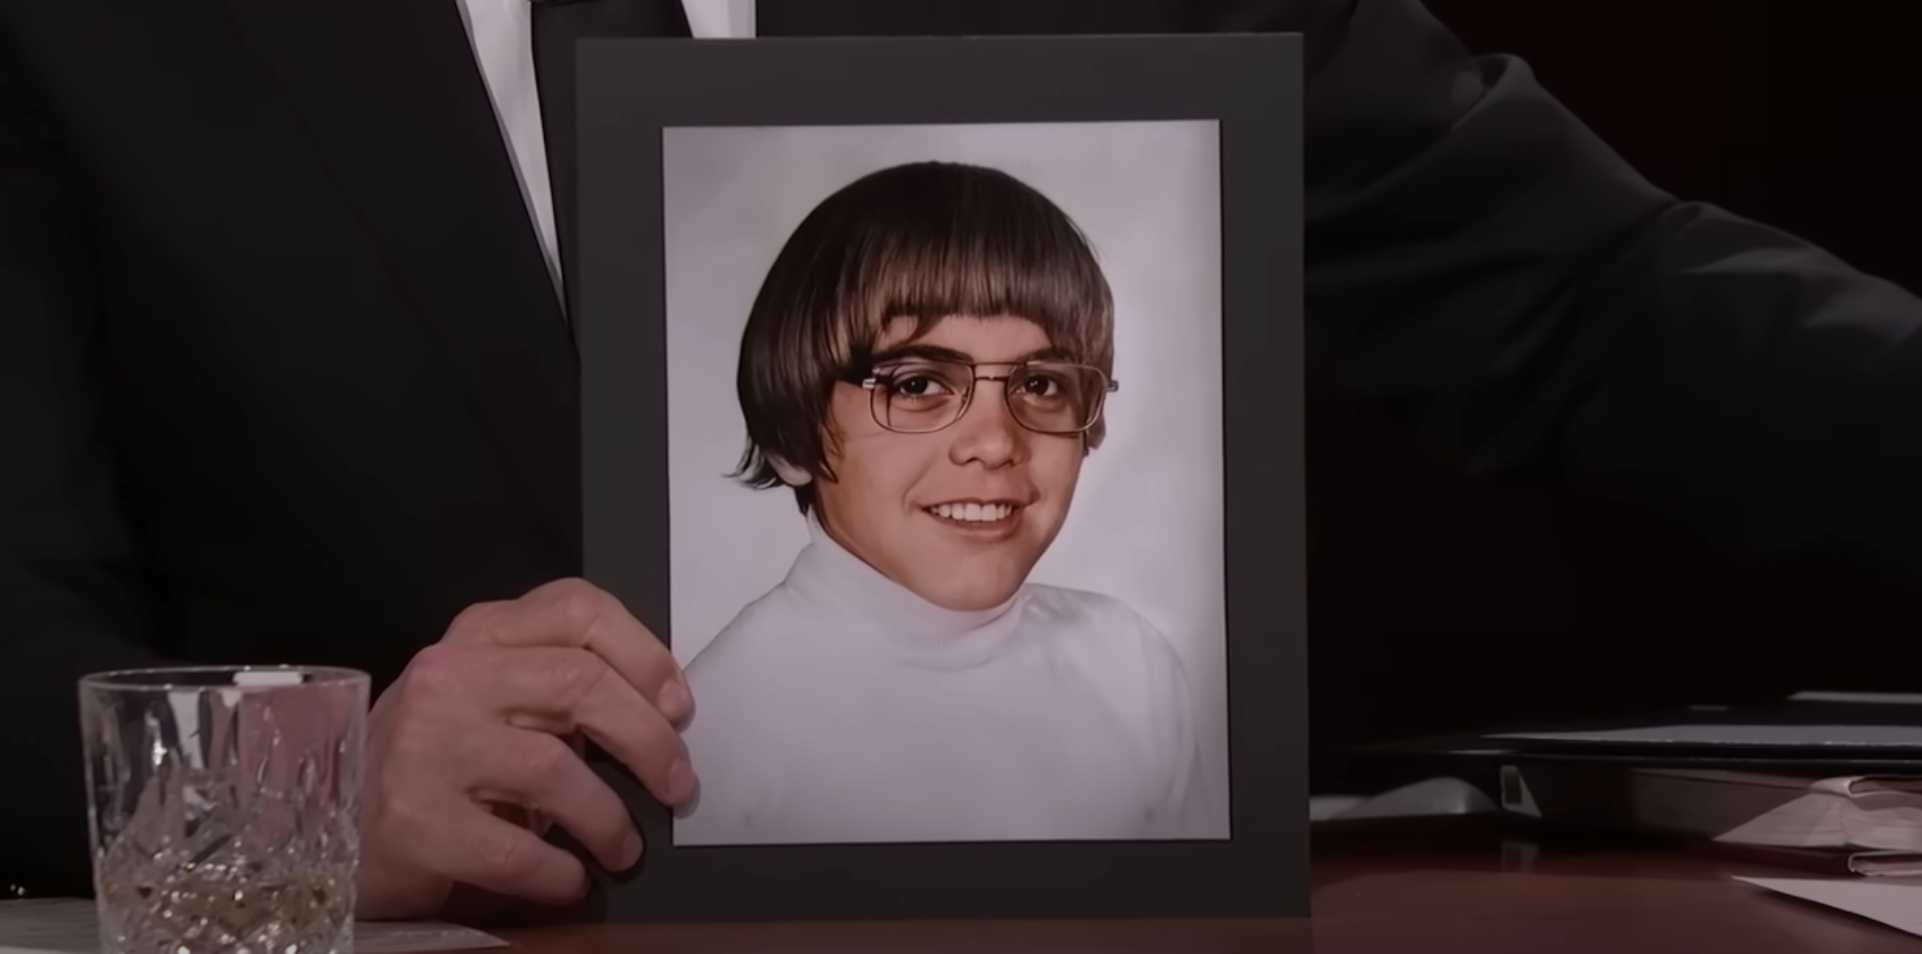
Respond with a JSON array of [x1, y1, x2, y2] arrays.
[[925, 501, 1022, 524]]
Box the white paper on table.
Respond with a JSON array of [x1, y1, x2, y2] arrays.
[[0, 898, 508, 954], [1737, 876, 1922, 937]]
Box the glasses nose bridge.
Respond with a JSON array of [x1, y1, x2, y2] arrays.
[[957, 369, 1022, 429]]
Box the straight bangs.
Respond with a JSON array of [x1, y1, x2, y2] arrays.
[[826, 210, 1115, 371]]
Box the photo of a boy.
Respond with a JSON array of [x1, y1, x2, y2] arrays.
[[673, 160, 1215, 846]]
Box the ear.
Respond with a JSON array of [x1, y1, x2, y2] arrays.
[[769, 455, 813, 487]]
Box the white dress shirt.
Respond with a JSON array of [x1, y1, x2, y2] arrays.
[[674, 517, 1219, 846], [451, 0, 755, 292]]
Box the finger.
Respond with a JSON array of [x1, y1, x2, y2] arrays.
[[489, 733, 586, 839], [443, 579, 691, 724], [489, 647, 695, 807], [405, 645, 695, 807], [411, 800, 592, 908], [457, 725, 643, 873]]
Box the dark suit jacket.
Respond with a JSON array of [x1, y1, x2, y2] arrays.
[[4, 0, 1919, 895]]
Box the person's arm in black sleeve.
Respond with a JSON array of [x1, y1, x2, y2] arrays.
[[0, 41, 173, 895], [1226, 0, 1922, 588]]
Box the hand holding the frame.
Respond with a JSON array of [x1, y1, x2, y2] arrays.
[[353, 578, 696, 920]]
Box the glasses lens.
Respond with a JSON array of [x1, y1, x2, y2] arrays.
[[1008, 363, 1107, 434], [870, 360, 1109, 434], [874, 359, 972, 433]]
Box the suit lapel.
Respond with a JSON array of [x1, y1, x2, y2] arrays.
[[225, 0, 580, 545]]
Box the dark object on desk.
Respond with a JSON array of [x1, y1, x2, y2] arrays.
[[1357, 699, 1922, 774], [1483, 701, 1922, 760], [1349, 698, 1922, 876], [1356, 697, 1922, 881], [1497, 760, 1922, 849]]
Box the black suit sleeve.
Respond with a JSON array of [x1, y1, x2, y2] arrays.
[[1237, 0, 1922, 587], [0, 38, 171, 892]]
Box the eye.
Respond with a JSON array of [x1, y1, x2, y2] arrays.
[[876, 365, 960, 402], [1017, 372, 1066, 398], [891, 373, 948, 397]]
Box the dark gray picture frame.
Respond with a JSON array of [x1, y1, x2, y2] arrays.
[[574, 33, 1306, 922]]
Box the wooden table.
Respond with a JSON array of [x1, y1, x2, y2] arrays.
[[470, 818, 1921, 953]]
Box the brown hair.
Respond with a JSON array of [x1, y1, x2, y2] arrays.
[[731, 160, 1116, 513]]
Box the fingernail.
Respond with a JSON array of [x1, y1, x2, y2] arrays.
[[659, 680, 691, 721], [622, 827, 645, 869], [667, 758, 697, 804]]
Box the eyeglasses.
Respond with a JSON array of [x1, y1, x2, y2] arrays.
[[855, 357, 1118, 436]]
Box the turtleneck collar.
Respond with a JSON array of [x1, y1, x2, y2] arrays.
[[779, 514, 1029, 668]]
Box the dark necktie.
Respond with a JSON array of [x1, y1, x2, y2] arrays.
[[530, 0, 690, 304]]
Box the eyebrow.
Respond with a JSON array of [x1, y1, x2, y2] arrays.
[[867, 343, 1071, 366]]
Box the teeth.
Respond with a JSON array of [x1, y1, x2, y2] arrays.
[[928, 502, 1015, 523]]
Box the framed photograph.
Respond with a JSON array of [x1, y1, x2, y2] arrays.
[[576, 33, 1305, 921]]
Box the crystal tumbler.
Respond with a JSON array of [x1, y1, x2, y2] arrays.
[[78, 666, 370, 954]]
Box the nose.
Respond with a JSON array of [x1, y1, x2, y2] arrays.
[[947, 383, 1025, 468]]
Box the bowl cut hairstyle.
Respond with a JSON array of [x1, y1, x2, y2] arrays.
[[732, 160, 1117, 514]]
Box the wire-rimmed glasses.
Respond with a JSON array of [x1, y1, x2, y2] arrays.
[[856, 357, 1118, 435]]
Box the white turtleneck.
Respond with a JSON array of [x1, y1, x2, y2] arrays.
[[674, 518, 1217, 845]]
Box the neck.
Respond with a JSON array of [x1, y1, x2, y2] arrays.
[[781, 514, 1026, 662]]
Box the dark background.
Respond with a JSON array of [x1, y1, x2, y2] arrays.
[[1316, 0, 1922, 790]]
